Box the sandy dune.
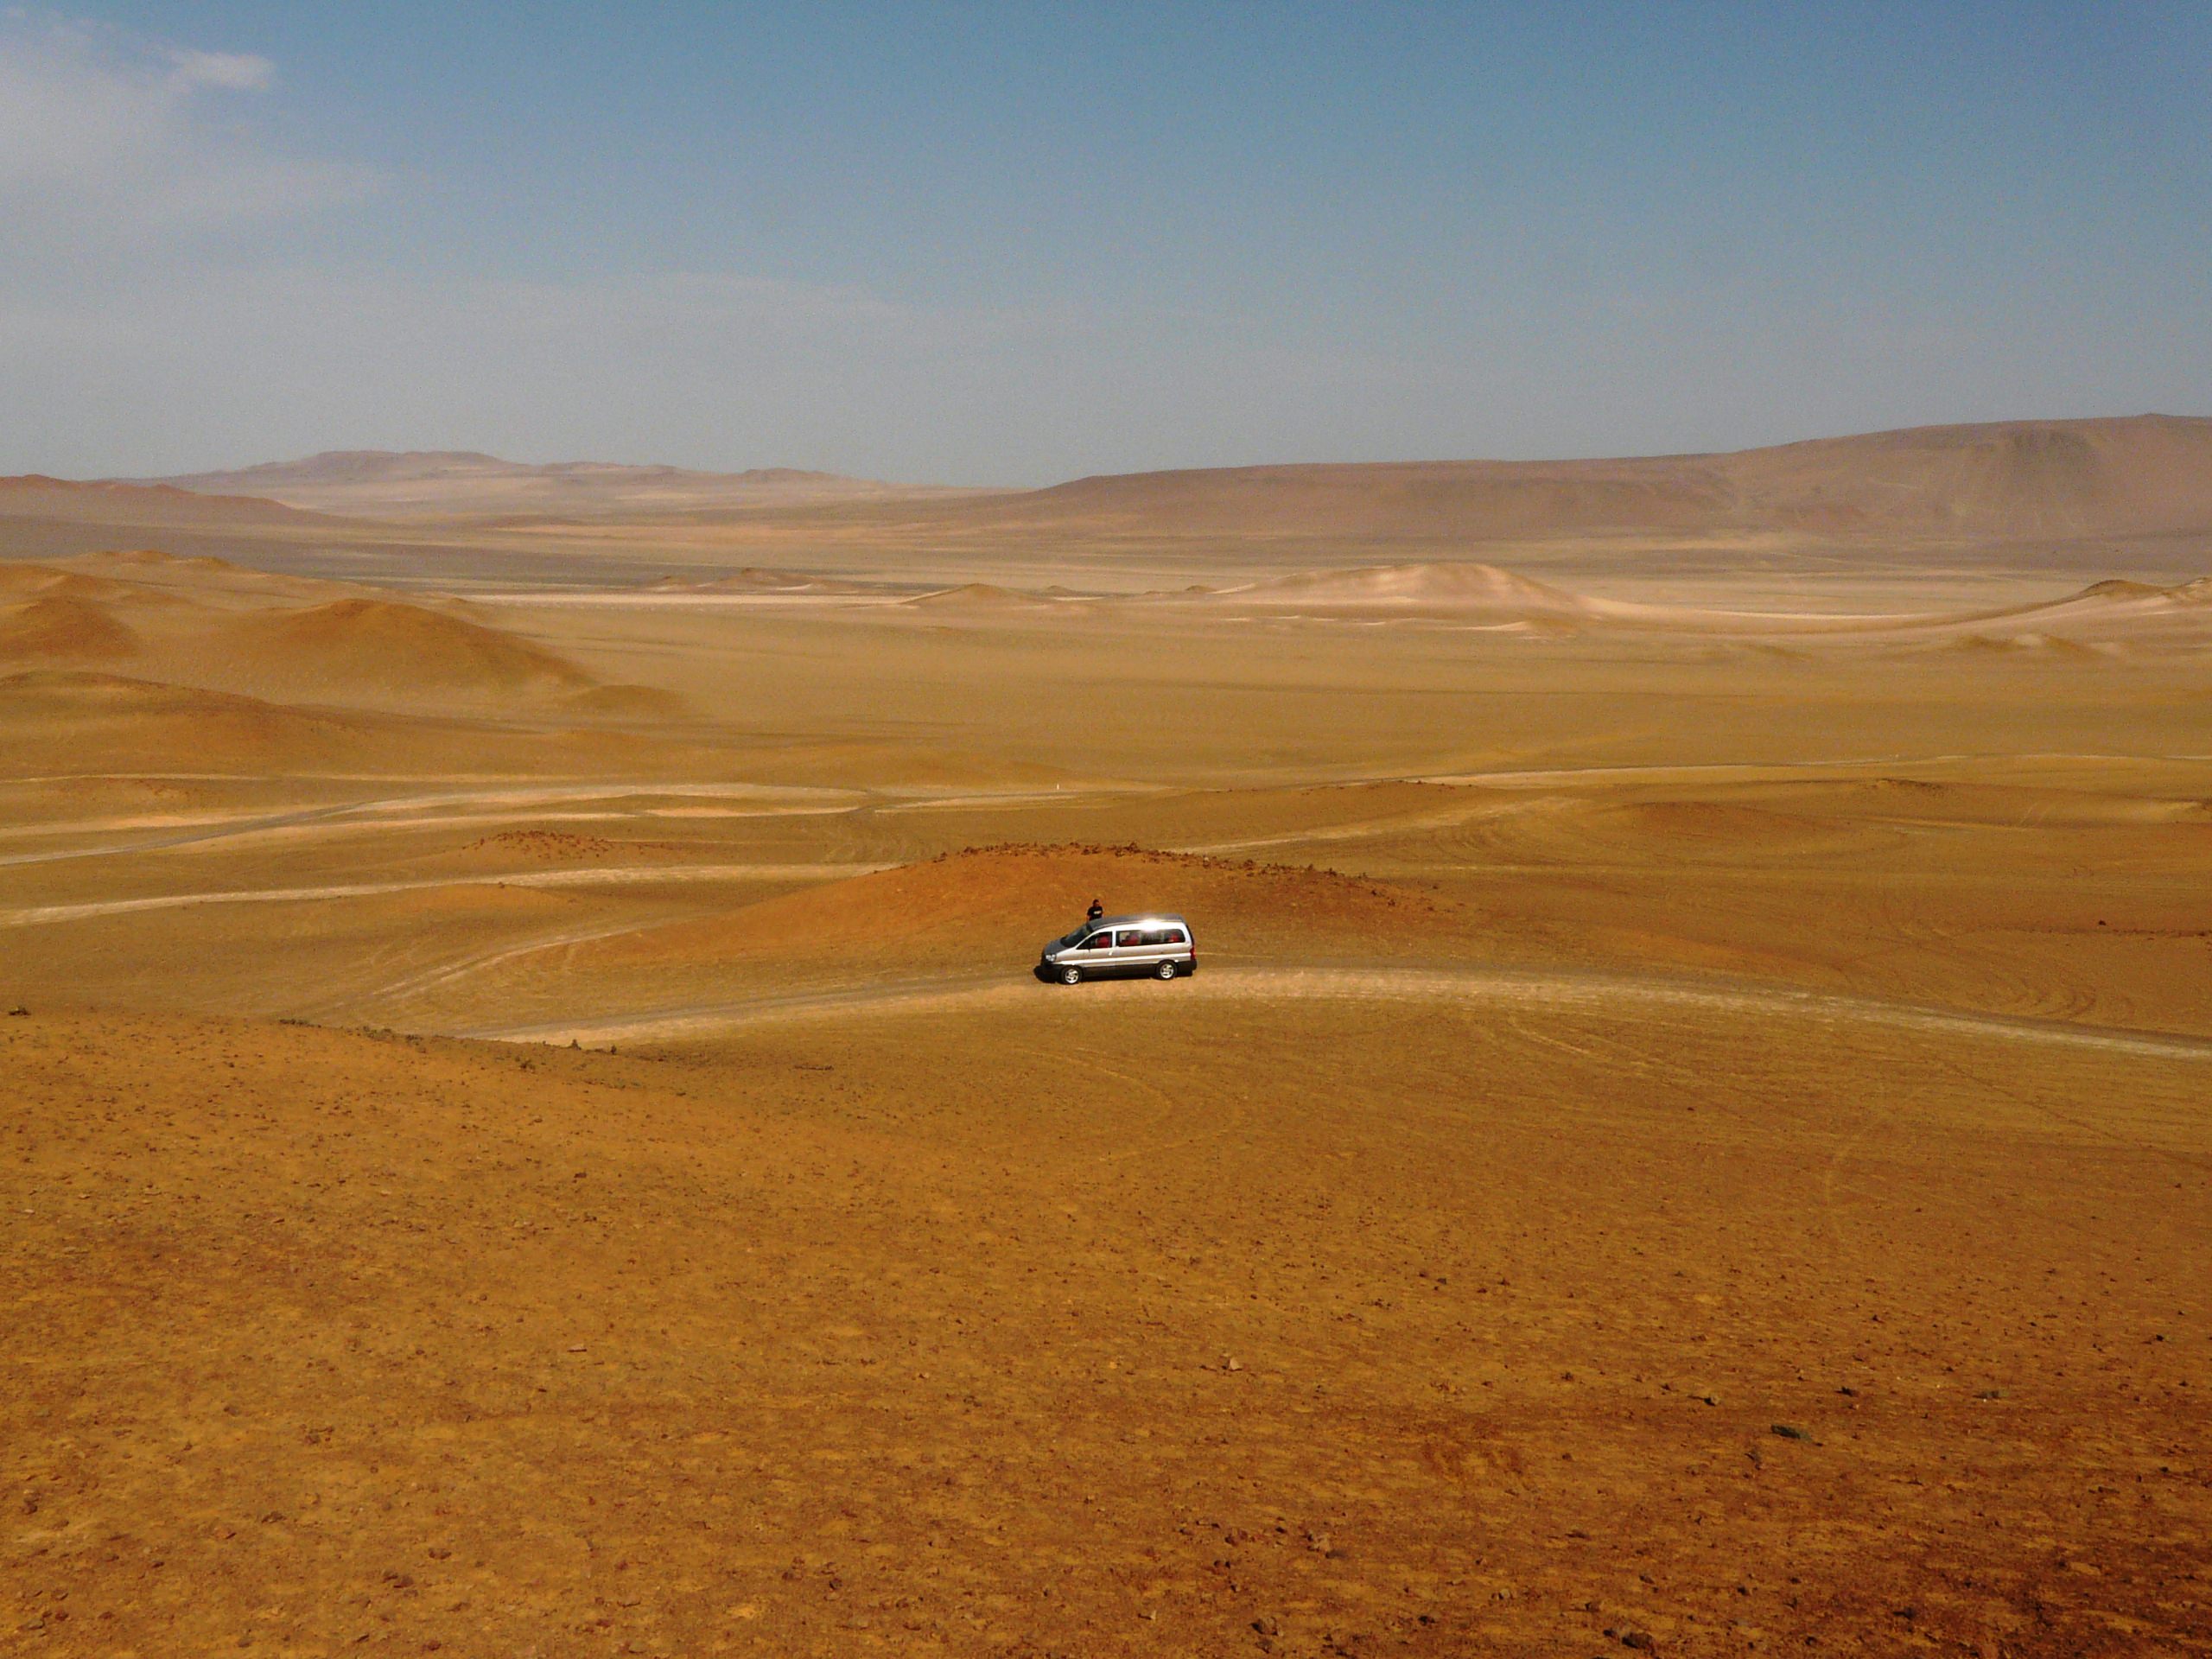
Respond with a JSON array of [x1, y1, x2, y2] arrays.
[[220, 597, 593, 693], [0, 593, 142, 661], [905, 581, 1072, 612], [0, 558, 705, 715], [53, 547, 405, 605], [1139, 564, 2212, 654], [3, 422, 2210, 1656]]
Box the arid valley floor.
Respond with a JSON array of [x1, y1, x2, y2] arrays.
[[4, 422, 2211, 1656]]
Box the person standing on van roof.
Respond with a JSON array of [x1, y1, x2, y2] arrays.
[[1087, 898, 1104, 925]]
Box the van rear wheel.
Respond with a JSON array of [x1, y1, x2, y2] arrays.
[[1155, 960, 1178, 980], [1058, 965, 1083, 986]]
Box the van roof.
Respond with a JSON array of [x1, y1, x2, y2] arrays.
[[1089, 913, 1187, 929]]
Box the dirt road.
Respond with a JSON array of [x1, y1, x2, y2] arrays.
[[472, 959, 2212, 1066]]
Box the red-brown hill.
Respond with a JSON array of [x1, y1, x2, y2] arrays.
[[575, 843, 1455, 986]]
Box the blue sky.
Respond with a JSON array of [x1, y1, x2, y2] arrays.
[[3, 3, 2207, 482]]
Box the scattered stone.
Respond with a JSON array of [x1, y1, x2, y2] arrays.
[[1770, 1424, 1811, 1441], [1619, 1630, 1655, 1650], [1224, 1357, 1243, 1372], [5, 1006, 27, 1017], [1974, 1389, 2005, 1401], [1253, 1615, 1281, 1636]]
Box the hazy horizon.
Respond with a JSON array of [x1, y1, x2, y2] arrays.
[[4, 4, 2209, 484], [87, 409, 2209, 495]]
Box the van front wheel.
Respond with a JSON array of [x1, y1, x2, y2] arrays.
[[1155, 961, 1178, 980], [1058, 965, 1083, 986]]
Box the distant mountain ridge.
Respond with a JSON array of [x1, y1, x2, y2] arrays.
[[129, 450, 963, 519], [973, 415, 2212, 543], [57, 414, 2212, 550], [149, 449, 865, 488]]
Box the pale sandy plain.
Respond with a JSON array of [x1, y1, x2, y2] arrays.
[[4, 416, 2211, 1656]]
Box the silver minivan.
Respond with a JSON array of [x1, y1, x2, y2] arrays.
[[1039, 913, 1197, 984]]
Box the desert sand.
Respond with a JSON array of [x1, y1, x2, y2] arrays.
[[4, 419, 2209, 1656]]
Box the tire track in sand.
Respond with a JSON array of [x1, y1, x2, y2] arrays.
[[0, 863, 894, 928], [461, 962, 2212, 1065]]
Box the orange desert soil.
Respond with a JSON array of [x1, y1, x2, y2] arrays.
[[5, 993, 2207, 1657]]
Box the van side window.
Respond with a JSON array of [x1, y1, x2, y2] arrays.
[[1115, 930, 1142, 948], [1163, 928, 1187, 945], [1138, 929, 1173, 947], [1082, 932, 1114, 950]]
